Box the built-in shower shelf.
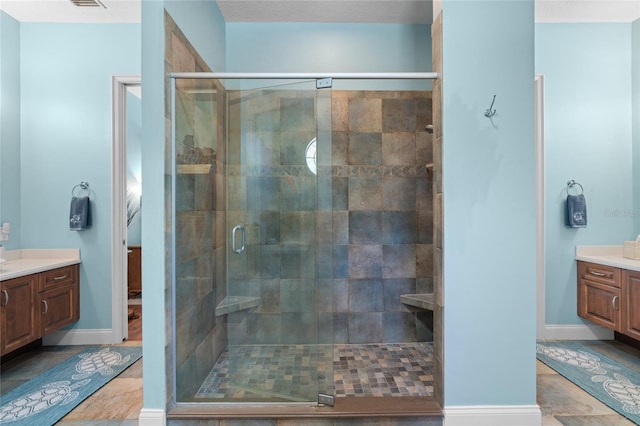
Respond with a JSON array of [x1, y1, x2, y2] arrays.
[[215, 296, 261, 316], [177, 164, 212, 174], [400, 293, 434, 311]]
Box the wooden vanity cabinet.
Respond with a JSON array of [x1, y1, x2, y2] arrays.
[[577, 261, 622, 331], [0, 274, 40, 355], [0, 264, 79, 356], [622, 269, 640, 341]]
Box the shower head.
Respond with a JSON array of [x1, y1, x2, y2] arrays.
[[425, 125, 434, 134]]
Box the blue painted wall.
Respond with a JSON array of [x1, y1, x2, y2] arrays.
[[0, 11, 21, 250], [442, 0, 536, 406], [20, 23, 141, 330], [633, 19, 640, 235], [536, 24, 634, 325], [227, 23, 430, 73], [226, 22, 431, 90], [141, 0, 167, 410]]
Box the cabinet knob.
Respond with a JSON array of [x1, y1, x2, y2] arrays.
[[1, 289, 8, 306], [41, 299, 49, 315], [612, 295, 619, 311]]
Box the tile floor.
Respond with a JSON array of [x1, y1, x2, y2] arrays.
[[332, 343, 433, 398], [195, 343, 433, 401], [1, 339, 639, 424]]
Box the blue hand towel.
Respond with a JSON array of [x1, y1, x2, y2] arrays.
[[566, 194, 587, 228], [69, 196, 92, 231]]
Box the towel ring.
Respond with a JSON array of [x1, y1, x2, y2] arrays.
[[567, 179, 583, 196], [72, 181, 91, 198]]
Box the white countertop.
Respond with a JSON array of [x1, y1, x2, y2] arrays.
[[576, 245, 640, 272], [0, 249, 81, 281]]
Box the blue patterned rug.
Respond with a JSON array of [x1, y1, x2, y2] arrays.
[[537, 341, 640, 424], [0, 346, 141, 425]]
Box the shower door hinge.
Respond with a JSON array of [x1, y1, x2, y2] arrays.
[[316, 78, 332, 89], [318, 393, 335, 406]]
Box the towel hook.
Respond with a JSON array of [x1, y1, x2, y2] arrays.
[[72, 181, 91, 198], [567, 179, 584, 195], [484, 94, 497, 118]]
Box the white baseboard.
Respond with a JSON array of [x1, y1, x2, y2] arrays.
[[543, 324, 614, 341], [139, 408, 166, 426], [42, 329, 119, 346], [444, 405, 541, 426]]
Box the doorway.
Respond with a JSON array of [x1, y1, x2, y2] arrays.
[[112, 75, 142, 343]]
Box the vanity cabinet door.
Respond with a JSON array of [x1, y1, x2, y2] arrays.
[[0, 274, 40, 356], [577, 262, 622, 331], [40, 284, 79, 335], [578, 279, 622, 331], [39, 265, 80, 336], [622, 270, 640, 340]]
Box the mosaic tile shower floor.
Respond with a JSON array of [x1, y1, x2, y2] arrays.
[[196, 342, 434, 400]]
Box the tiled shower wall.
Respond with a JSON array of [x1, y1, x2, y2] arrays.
[[225, 88, 326, 346], [166, 13, 227, 401], [224, 89, 434, 346], [330, 90, 434, 344]]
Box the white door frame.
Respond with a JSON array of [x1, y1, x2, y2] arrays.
[[535, 74, 546, 340], [112, 75, 142, 343]]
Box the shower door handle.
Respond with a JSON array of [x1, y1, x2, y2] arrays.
[[232, 225, 245, 254]]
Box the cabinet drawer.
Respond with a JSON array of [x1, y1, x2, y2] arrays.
[[578, 261, 621, 288], [40, 265, 78, 291]]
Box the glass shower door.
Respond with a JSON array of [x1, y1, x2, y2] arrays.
[[225, 79, 333, 403]]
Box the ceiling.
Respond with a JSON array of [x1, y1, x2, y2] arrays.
[[0, 0, 638, 24], [0, 0, 141, 23]]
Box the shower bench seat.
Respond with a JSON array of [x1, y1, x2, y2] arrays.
[[400, 293, 434, 311], [215, 295, 261, 316]]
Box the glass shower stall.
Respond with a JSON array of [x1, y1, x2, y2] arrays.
[[171, 73, 435, 407]]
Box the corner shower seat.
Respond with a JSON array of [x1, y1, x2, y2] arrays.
[[214, 296, 261, 316], [400, 293, 434, 311]]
